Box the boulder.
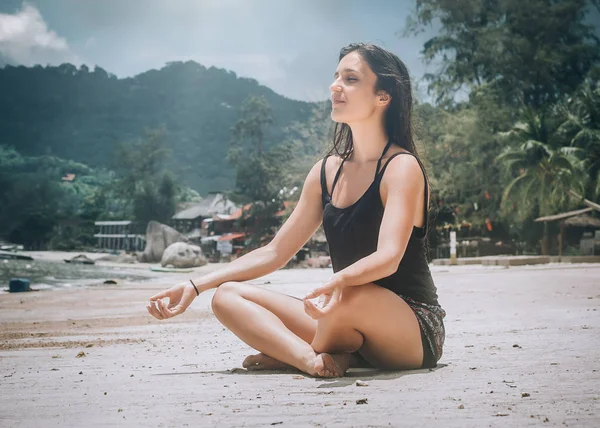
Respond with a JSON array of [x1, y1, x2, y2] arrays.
[[139, 221, 188, 263], [161, 242, 207, 268]]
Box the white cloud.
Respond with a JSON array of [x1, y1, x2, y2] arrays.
[[0, 3, 80, 66]]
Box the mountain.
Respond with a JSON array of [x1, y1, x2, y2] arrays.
[[0, 61, 314, 193]]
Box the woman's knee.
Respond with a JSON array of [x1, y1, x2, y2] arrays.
[[211, 281, 243, 314]]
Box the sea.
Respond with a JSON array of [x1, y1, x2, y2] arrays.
[[0, 258, 153, 293]]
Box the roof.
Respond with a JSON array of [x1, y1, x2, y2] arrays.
[[172, 193, 238, 220], [534, 207, 593, 222], [95, 220, 132, 226], [562, 214, 600, 228], [216, 203, 253, 221], [214, 201, 296, 222], [61, 173, 76, 182], [217, 233, 246, 241]]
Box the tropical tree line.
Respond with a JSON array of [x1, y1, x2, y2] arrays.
[[0, 131, 200, 250], [405, 0, 600, 254]]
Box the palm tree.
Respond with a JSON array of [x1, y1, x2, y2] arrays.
[[497, 107, 585, 218], [556, 78, 600, 199]]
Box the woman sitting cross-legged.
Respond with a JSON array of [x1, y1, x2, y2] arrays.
[[147, 42, 446, 378]]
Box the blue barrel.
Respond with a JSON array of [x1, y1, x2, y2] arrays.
[[9, 278, 31, 293]]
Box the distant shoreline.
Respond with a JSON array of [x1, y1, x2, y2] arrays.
[[1, 251, 223, 293]]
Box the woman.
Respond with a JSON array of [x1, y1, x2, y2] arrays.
[[147, 43, 446, 378]]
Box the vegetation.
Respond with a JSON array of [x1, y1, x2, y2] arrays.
[[1, 0, 598, 255], [406, 0, 600, 254], [0, 61, 312, 194], [227, 96, 294, 248]]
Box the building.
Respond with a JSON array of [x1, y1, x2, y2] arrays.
[[171, 193, 238, 240], [94, 221, 145, 251]]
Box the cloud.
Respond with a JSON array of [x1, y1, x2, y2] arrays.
[[0, 3, 80, 66]]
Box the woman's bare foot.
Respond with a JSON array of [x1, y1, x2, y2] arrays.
[[314, 353, 351, 377], [242, 353, 294, 371]]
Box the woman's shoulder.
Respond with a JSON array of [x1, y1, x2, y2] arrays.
[[380, 150, 424, 183], [321, 154, 344, 175]]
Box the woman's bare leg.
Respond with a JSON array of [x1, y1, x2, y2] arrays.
[[310, 283, 424, 376], [211, 281, 424, 377], [211, 282, 319, 375]]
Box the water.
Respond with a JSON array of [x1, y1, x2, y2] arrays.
[[0, 259, 153, 292]]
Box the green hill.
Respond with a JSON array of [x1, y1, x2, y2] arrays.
[[0, 61, 314, 194]]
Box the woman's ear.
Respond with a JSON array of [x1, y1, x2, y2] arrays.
[[377, 91, 391, 106]]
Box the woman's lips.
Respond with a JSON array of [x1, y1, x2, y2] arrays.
[[331, 98, 345, 106]]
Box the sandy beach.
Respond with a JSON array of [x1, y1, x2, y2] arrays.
[[1, 260, 599, 427]]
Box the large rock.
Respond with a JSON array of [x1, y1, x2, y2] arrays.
[[161, 242, 207, 268], [139, 221, 188, 263]]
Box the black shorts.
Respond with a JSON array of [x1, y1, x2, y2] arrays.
[[401, 295, 446, 369]]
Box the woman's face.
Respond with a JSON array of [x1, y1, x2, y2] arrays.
[[330, 51, 385, 123]]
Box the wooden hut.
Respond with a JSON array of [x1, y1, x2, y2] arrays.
[[534, 207, 600, 256]]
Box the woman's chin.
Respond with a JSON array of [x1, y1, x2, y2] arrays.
[[330, 110, 347, 123]]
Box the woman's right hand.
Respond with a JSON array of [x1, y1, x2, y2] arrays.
[[146, 282, 198, 320]]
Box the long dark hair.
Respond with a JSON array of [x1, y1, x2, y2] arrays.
[[328, 43, 419, 161]]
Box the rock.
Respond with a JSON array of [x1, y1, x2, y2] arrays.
[[64, 254, 95, 265], [355, 380, 369, 387], [356, 398, 368, 405], [160, 242, 207, 268], [139, 221, 188, 263]]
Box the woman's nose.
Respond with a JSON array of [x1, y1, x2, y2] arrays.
[[330, 81, 342, 92]]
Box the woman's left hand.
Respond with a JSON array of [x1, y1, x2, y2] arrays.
[[303, 275, 345, 319]]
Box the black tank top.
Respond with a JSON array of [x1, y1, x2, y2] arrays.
[[320, 141, 440, 306]]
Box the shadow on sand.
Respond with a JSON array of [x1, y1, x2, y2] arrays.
[[154, 363, 448, 388]]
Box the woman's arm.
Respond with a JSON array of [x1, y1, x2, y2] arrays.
[[316, 155, 424, 291], [188, 160, 325, 294]]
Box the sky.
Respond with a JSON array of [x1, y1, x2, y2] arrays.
[[0, 0, 439, 102], [1, 1, 598, 102]]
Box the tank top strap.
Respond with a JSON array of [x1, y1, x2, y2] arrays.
[[374, 140, 395, 179], [320, 156, 330, 201], [377, 152, 430, 234], [330, 154, 350, 197]]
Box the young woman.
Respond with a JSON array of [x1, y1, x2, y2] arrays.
[[147, 43, 446, 378]]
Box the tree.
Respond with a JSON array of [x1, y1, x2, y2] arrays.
[[0, 147, 113, 249], [228, 95, 274, 162], [111, 128, 178, 226], [415, 103, 509, 242], [404, 0, 600, 108], [228, 96, 291, 248], [556, 76, 600, 198], [284, 101, 333, 192], [497, 108, 586, 218]]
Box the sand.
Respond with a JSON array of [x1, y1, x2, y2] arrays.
[[1, 262, 599, 427]]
